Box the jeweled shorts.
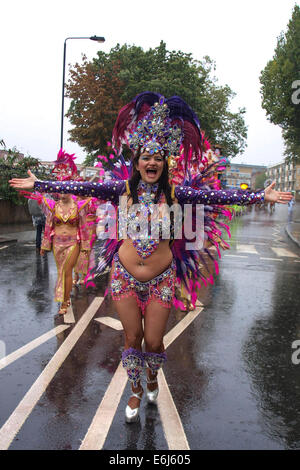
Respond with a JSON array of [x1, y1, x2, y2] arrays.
[[110, 253, 176, 315]]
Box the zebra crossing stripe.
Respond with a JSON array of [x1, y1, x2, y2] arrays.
[[236, 244, 258, 254], [271, 247, 298, 258]]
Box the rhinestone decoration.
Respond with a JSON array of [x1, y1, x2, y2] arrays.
[[111, 279, 122, 294], [160, 286, 172, 302], [111, 253, 176, 315], [128, 97, 183, 157], [144, 351, 167, 373], [122, 349, 144, 387]]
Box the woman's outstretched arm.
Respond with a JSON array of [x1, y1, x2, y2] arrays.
[[9, 171, 126, 204], [174, 181, 292, 206]]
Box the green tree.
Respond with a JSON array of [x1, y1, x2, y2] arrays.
[[0, 146, 51, 205], [260, 5, 300, 162], [66, 41, 247, 166], [254, 171, 267, 189]]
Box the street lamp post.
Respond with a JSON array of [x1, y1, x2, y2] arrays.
[[60, 35, 105, 150]]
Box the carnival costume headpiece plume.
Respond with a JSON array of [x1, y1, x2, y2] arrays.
[[112, 92, 202, 173], [51, 149, 78, 181]]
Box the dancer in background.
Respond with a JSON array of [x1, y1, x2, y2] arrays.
[[22, 151, 91, 314], [10, 92, 292, 422]]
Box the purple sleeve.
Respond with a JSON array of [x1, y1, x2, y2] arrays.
[[34, 179, 126, 204], [174, 186, 265, 205]]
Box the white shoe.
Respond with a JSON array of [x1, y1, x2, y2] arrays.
[[146, 377, 159, 405], [125, 388, 143, 423]]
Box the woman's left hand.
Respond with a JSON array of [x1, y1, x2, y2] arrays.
[[264, 181, 293, 204]]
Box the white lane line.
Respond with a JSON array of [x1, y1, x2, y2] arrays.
[[0, 297, 104, 450], [0, 325, 70, 371], [294, 260, 300, 263], [224, 254, 248, 258], [164, 307, 204, 349], [236, 244, 258, 254], [158, 370, 190, 450], [79, 306, 203, 451], [0, 245, 9, 250], [260, 257, 283, 262], [94, 317, 123, 331], [271, 247, 298, 258], [79, 361, 127, 450]]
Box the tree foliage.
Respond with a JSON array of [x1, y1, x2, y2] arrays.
[[254, 171, 267, 189], [0, 144, 51, 205], [66, 41, 247, 165], [260, 5, 300, 161]]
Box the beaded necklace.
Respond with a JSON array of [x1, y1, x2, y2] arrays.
[[130, 180, 162, 259]]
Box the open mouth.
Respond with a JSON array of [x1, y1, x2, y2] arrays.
[[146, 168, 158, 177]]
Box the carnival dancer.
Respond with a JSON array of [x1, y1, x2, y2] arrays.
[[9, 92, 292, 422], [22, 150, 91, 314]]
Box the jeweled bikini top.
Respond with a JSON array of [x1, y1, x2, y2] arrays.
[[53, 201, 79, 227], [124, 180, 172, 259]]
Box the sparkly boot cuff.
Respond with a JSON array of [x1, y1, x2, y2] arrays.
[[122, 348, 144, 387], [144, 351, 167, 374]]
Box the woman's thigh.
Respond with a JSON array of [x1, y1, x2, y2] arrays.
[[65, 244, 80, 273], [114, 296, 144, 348], [143, 300, 171, 352]]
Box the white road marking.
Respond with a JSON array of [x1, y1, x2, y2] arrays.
[[0, 297, 104, 450], [230, 240, 268, 246], [0, 325, 70, 371], [224, 254, 248, 258], [94, 317, 123, 331], [271, 247, 298, 258], [0, 245, 9, 250], [79, 306, 203, 451], [79, 361, 127, 450], [236, 244, 258, 254], [260, 257, 283, 262], [158, 370, 190, 450], [163, 307, 204, 349]]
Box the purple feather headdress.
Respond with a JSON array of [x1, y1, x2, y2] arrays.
[[112, 92, 202, 172]]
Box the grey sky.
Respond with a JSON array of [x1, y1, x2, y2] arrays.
[[0, 0, 298, 166]]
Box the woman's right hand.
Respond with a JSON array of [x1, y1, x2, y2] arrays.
[[9, 170, 37, 190]]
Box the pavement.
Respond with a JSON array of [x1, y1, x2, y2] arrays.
[[0, 223, 35, 245]]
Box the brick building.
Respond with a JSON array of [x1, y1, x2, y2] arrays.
[[223, 163, 267, 190]]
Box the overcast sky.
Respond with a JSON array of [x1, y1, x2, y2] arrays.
[[1, 0, 298, 166]]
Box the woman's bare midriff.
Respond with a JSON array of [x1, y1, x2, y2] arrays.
[[118, 239, 173, 282], [54, 225, 78, 237]]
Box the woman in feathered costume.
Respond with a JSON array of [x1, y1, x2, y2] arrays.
[[20, 150, 91, 314], [10, 92, 292, 422]]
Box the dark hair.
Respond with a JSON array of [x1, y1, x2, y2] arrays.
[[128, 151, 173, 206]]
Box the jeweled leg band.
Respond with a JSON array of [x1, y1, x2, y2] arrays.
[[122, 348, 144, 388], [144, 351, 167, 375]]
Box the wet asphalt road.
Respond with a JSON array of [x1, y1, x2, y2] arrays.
[[0, 203, 300, 450]]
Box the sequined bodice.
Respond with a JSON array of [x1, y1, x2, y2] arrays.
[[53, 202, 79, 227], [123, 181, 172, 259]]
